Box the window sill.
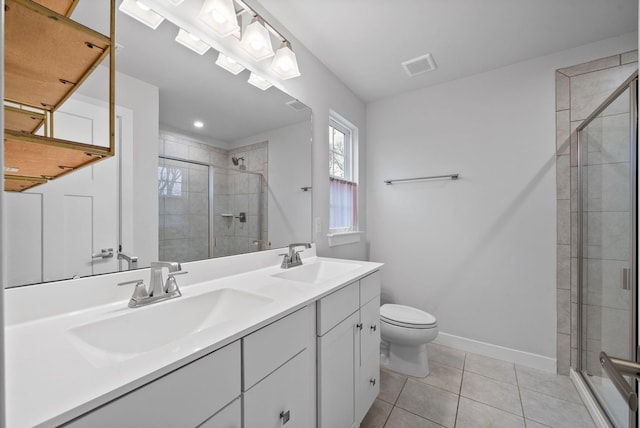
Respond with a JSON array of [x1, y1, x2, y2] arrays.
[[327, 231, 363, 247]]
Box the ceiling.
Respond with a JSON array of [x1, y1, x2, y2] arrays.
[[72, 0, 310, 143], [257, 0, 638, 102]]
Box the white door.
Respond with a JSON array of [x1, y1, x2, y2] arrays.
[[5, 97, 119, 286]]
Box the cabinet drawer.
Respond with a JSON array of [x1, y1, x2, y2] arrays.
[[243, 305, 312, 390], [360, 270, 381, 305], [66, 341, 241, 428], [317, 281, 359, 336], [198, 398, 241, 428], [244, 349, 313, 428]]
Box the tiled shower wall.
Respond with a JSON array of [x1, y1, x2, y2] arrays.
[[158, 131, 267, 260], [555, 51, 638, 374]]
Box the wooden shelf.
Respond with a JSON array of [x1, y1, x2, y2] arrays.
[[3, 0, 114, 192]]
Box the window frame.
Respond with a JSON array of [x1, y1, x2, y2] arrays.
[[328, 115, 358, 234]]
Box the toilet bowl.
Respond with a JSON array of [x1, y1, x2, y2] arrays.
[[380, 304, 438, 378]]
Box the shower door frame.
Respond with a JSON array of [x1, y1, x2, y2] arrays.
[[576, 71, 638, 428]]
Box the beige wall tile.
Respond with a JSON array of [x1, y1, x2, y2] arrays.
[[621, 50, 638, 65], [557, 199, 570, 245], [556, 73, 570, 111], [558, 54, 620, 77]]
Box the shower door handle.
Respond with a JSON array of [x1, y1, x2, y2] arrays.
[[600, 351, 640, 411]]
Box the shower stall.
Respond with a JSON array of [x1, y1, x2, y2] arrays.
[[577, 72, 638, 427], [158, 156, 266, 262]]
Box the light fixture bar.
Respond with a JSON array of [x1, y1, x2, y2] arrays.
[[234, 0, 287, 45]]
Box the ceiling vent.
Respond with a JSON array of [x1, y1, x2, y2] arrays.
[[286, 99, 310, 111], [401, 53, 437, 77]]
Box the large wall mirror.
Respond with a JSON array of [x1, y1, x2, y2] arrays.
[[4, 0, 312, 288]]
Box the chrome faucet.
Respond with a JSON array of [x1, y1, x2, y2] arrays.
[[117, 261, 188, 308], [280, 243, 311, 269], [117, 252, 138, 270]]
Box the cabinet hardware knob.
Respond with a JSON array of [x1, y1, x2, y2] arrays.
[[356, 323, 363, 330], [280, 410, 291, 424], [370, 378, 376, 386], [370, 325, 377, 332]]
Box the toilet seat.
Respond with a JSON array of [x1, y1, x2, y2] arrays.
[[380, 304, 437, 329]]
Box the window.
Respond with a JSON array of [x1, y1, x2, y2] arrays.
[[158, 165, 183, 197], [329, 118, 357, 232]]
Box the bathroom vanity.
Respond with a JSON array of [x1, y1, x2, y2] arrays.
[[5, 246, 382, 427]]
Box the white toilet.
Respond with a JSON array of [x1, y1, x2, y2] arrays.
[[380, 304, 438, 378]]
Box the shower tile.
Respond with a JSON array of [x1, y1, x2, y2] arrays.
[[460, 371, 522, 416], [556, 251, 570, 290], [188, 145, 210, 163], [556, 110, 570, 154], [235, 194, 249, 214], [557, 289, 570, 335], [464, 353, 517, 385], [415, 361, 463, 394], [164, 139, 188, 158], [557, 333, 570, 375], [234, 219, 249, 238], [571, 257, 578, 300], [588, 259, 632, 310], [188, 214, 209, 238], [396, 379, 459, 427], [558, 54, 619, 77], [557, 200, 570, 245], [248, 194, 260, 215], [520, 388, 595, 428], [621, 50, 638, 65], [602, 113, 631, 163], [601, 306, 632, 358], [570, 63, 637, 122], [455, 397, 525, 428], [570, 123, 578, 167], [188, 192, 208, 215], [570, 212, 577, 258], [556, 73, 570, 111], [556, 155, 570, 200]]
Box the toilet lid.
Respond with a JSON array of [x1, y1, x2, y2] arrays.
[[380, 304, 437, 327]]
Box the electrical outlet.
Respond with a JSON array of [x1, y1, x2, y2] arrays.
[[315, 217, 322, 233]]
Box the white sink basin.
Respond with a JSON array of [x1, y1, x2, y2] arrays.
[[68, 288, 272, 363], [272, 260, 361, 285]]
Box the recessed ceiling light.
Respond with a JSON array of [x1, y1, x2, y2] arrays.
[[194, 121, 204, 128]]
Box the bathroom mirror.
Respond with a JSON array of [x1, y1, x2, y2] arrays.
[[4, 0, 312, 287]]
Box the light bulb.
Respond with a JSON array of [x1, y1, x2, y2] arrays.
[[136, 1, 150, 11], [250, 38, 263, 51], [211, 9, 227, 24], [227, 57, 236, 64]]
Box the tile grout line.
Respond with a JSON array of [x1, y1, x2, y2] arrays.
[[452, 352, 468, 427], [514, 366, 527, 426]]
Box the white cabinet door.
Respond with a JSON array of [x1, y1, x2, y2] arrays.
[[358, 295, 381, 422], [317, 311, 359, 428], [244, 350, 313, 428]]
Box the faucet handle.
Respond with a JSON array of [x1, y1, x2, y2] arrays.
[[117, 279, 149, 300], [165, 271, 188, 294]]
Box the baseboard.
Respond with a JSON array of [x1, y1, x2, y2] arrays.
[[570, 368, 613, 428], [433, 332, 557, 373]]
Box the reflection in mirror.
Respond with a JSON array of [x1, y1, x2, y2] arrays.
[[4, 0, 312, 287]]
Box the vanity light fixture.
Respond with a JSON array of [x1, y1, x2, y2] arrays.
[[215, 53, 245, 75], [194, 120, 204, 128], [118, 0, 164, 30], [248, 72, 272, 90], [271, 42, 300, 80], [240, 18, 274, 61], [166, 0, 185, 5], [175, 29, 211, 55], [198, 0, 240, 38]]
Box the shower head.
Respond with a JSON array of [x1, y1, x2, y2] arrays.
[[232, 156, 244, 166]]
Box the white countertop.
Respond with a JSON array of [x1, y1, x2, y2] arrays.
[[6, 253, 382, 427]]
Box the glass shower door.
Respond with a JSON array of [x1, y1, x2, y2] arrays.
[[578, 77, 637, 428]]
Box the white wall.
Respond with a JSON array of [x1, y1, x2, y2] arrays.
[[232, 121, 313, 248], [366, 33, 638, 365]]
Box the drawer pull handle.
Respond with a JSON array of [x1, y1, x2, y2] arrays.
[[370, 325, 377, 332], [356, 323, 363, 330], [370, 378, 376, 386], [280, 410, 291, 424]]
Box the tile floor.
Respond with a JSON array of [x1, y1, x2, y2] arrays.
[[362, 343, 596, 428]]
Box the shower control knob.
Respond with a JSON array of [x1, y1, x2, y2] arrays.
[[356, 323, 363, 330], [370, 378, 376, 386], [370, 325, 377, 332]]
